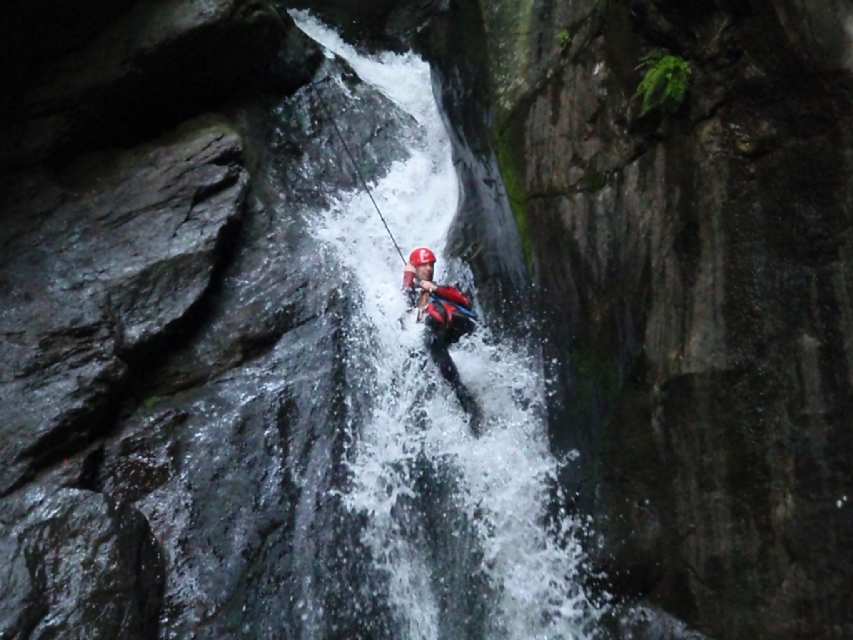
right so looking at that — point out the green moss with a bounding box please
[634,51,692,116]
[143,395,162,410]
[495,124,533,268]
[557,29,572,50]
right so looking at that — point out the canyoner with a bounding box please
[309,30,485,436]
[402,246,483,435]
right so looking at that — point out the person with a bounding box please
[402,247,483,434]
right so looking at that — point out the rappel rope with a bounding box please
[309,77,407,264]
[309,77,477,321]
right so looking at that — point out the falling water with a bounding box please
[290,12,606,639]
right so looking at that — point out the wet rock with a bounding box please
[0,487,163,639]
[268,57,420,207]
[0,3,396,640]
[0,117,248,495]
[45,60,416,638]
[0,0,413,618]
[141,57,416,392]
[137,65,411,639]
[0,0,290,169]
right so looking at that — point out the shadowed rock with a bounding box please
[0,0,289,170]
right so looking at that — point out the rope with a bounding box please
[309,78,407,264]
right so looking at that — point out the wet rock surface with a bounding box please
[0,0,421,631]
[0,488,163,640]
[476,0,853,637]
[99,64,415,639]
[0,117,248,496]
[0,0,290,170]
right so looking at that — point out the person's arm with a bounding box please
[418,280,472,308]
[402,263,417,307]
[402,263,416,290]
[433,285,471,308]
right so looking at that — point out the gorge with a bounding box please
[1,1,852,639]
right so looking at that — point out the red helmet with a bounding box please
[409,247,436,267]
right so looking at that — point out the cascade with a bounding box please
[284,12,606,639]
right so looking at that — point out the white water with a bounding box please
[292,13,606,639]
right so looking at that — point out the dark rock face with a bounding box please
[0,1,329,637]
[0,488,163,640]
[477,0,853,637]
[0,118,248,496]
[0,0,420,632]
[0,0,289,170]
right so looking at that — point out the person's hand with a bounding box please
[404,263,416,274]
[419,280,437,293]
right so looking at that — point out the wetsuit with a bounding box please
[402,273,482,434]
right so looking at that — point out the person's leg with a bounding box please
[454,382,483,436]
[424,319,482,435]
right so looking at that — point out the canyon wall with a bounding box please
[478,1,853,637]
[3,1,852,638]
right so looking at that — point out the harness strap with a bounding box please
[430,294,479,321]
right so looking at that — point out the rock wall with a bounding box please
[0,0,299,170]
[0,0,447,634]
[0,1,332,637]
[478,0,853,637]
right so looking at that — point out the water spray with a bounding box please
[309,77,407,264]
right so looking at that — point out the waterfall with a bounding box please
[287,12,606,639]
